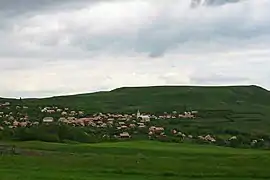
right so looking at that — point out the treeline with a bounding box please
[152,134,270,150]
[0,124,116,143]
[1,122,269,150]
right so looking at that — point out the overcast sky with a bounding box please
[0,0,269,98]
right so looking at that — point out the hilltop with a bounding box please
[9,85,270,113]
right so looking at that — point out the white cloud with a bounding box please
[0,0,270,97]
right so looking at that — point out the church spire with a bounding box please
[136,109,140,119]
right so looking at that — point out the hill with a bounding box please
[1,85,270,145]
[1,141,270,180]
[22,85,270,137]
[13,85,270,113]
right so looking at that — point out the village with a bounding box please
[0,101,264,146]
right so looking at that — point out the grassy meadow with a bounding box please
[1,141,270,180]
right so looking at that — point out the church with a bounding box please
[136,110,150,122]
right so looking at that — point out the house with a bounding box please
[138,123,146,128]
[229,136,237,141]
[58,117,67,122]
[129,124,136,128]
[41,108,47,113]
[19,122,28,127]
[121,125,128,129]
[32,122,39,126]
[251,140,257,145]
[8,116,15,121]
[100,123,107,128]
[172,129,177,134]
[139,115,150,122]
[90,122,96,127]
[43,117,54,123]
[67,117,76,121]
[149,126,164,132]
[78,111,84,115]
[204,135,216,142]
[3,102,10,106]
[4,121,10,125]
[70,111,76,115]
[119,122,125,125]
[61,111,68,116]
[13,121,19,126]
[47,110,55,113]
[120,132,131,138]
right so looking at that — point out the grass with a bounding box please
[2,85,270,136]
[1,141,270,179]
[10,85,270,113]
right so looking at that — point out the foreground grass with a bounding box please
[1,141,270,180]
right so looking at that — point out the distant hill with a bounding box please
[1,85,270,141]
[1,85,270,114]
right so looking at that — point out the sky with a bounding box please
[0,0,270,98]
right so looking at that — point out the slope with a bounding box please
[15,85,270,113]
[1,85,270,142]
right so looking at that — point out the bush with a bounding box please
[38,133,60,142]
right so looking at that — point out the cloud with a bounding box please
[0,0,270,97]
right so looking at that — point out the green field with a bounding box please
[1,141,270,180]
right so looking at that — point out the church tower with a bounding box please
[136,109,141,119]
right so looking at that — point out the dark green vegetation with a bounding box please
[19,85,270,113]
[1,85,270,147]
[1,141,270,180]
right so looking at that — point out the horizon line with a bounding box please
[0,84,268,100]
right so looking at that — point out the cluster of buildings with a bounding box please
[0,102,199,139]
[158,111,197,119]
[2,101,265,147]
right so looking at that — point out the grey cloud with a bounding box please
[0,0,99,15]
[191,74,250,84]
[0,0,242,15]
[0,0,270,97]
[3,0,270,58]
[61,1,270,57]
[2,0,270,58]
[71,24,270,58]
[2,0,269,64]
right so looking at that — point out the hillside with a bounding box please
[1,85,270,144]
[15,85,270,113]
